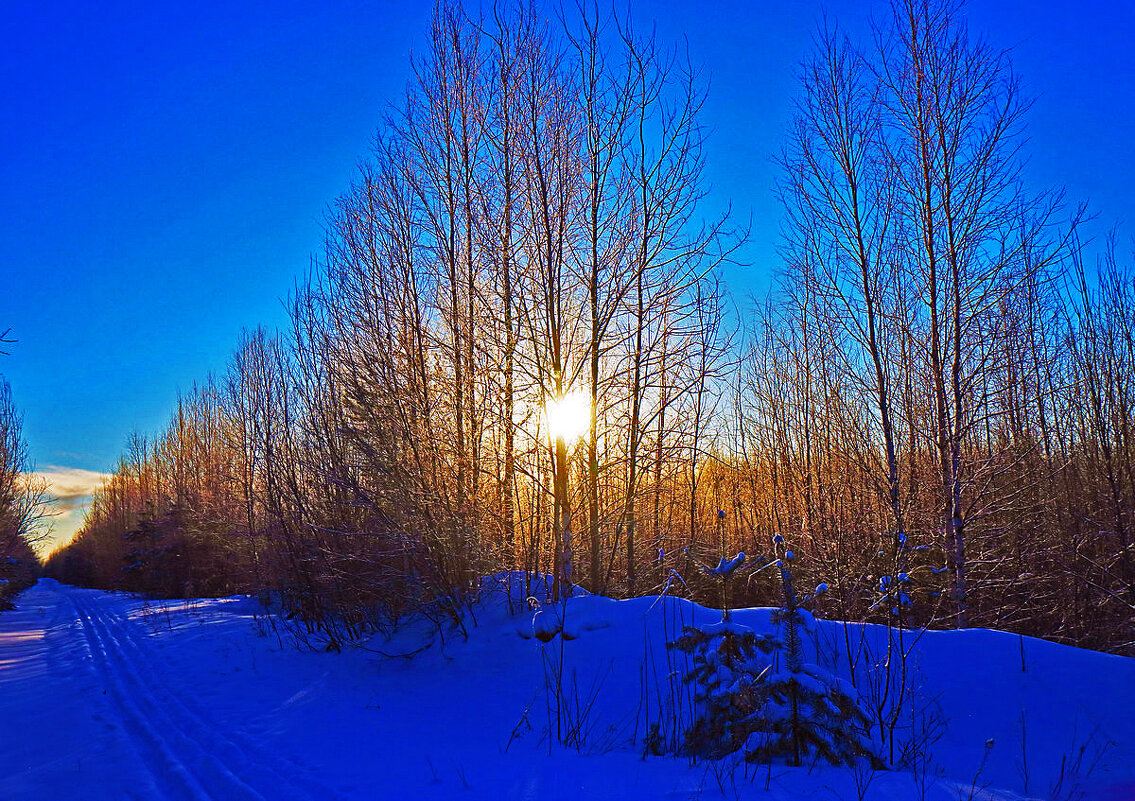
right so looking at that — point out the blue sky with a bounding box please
[1,0,1132,549]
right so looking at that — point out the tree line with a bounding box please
[1,330,46,607]
[45,0,1135,654]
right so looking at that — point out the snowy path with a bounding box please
[70,590,343,801]
[1,580,342,801]
[0,579,158,798]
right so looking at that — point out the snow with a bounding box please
[699,619,756,637]
[0,577,1133,800]
[707,552,747,576]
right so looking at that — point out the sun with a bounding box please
[543,390,591,445]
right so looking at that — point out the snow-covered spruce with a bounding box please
[669,540,882,769]
[743,538,883,769]
[668,618,774,759]
[667,549,766,758]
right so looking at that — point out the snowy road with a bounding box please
[0,580,343,800]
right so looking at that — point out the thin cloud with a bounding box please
[31,466,110,505]
[26,466,112,552]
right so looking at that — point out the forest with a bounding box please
[35,0,1135,657]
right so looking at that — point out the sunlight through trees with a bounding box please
[42,0,1135,656]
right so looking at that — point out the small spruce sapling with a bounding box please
[668,615,773,759]
[668,544,773,759]
[668,535,882,769]
[742,536,884,769]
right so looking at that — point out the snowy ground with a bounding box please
[1,578,1133,800]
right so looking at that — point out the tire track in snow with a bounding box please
[70,591,342,801]
[85,594,346,801]
[70,596,220,801]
